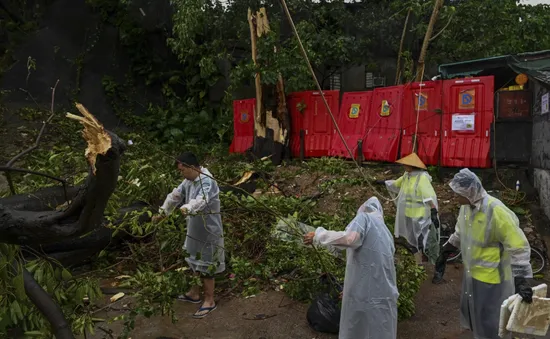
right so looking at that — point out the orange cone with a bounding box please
[395,152,427,170]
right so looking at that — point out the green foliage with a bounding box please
[0,244,103,337]
[304,157,351,175]
[424,0,550,62]
[1,131,429,335]
[395,247,426,320]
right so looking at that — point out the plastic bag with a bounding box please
[306,274,343,334]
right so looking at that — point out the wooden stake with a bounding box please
[415,0,444,82]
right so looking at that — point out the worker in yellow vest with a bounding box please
[376,153,440,265]
[433,168,533,339]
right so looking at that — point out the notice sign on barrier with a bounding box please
[459,89,476,109]
[452,114,475,131]
[349,104,360,118]
[380,100,391,116]
[542,93,549,115]
[240,111,250,123]
[414,93,428,111]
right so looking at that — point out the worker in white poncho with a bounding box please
[432,168,532,339]
[152,152,225,319]
[303,197,398,339]
[375,152,440,265]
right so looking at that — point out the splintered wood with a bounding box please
[66,103,112,175]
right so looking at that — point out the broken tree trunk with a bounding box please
[415,0,444,82]
[248,7,290,165]
[0,103,125,339]
[0,104,125,245]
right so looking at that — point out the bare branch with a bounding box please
[0,166,69,201]
[430,14,454,42]
[5,80,60,194]
[8,80,60,167]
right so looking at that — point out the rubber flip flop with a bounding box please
[192,304,217,319]
[177,295,201,304]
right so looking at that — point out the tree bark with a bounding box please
[20,265,74,339]
[248,7,290,164]
[415,0,444,82]
[0,131,125,245]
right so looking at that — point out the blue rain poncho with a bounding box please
[159,167,225,274]
[448,169,532,339]
[312,197,399,339]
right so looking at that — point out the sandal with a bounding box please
[192,303,217,319]
[177,294,201,304]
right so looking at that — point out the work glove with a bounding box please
[430,208,440,229]
[514,277,533,303]
[432,242,458,284]
[373,179,386,185]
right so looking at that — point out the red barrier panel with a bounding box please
[288,91,340,158]
[329,91,372,159]
[361,85,405,162]
[400,81,442,166]
[441,76,494,168]
[229,99,255,154]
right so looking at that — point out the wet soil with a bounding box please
[87,263,550,339]
[86,265,467,339]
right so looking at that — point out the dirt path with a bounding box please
[88,265,470,339]
[88,264,550,339]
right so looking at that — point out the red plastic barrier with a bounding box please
[288,91,340,158]
[400,81,442,166]
[361,85,405,162]
[441,76,494,168]
[329,91,372,159]
[229,99,255,154]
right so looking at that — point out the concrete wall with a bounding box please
[531,79,550,219]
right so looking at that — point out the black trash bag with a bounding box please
[306,274,343,334]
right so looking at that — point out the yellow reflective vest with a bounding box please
[392,173,437,219]
[459,197,530,284]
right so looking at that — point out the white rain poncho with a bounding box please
[159,167,225,274]
[385,171,439,253]
[448,169,532,339]
[313,197,398,339]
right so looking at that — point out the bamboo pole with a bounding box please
[415,0,444,82]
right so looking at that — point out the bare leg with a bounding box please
[186,273,201,300]
[193,277,216,318]
[202,277,215,307]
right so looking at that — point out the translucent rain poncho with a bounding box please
[313,197,399,339]
[160,167,225,274]
[385,171,439,259]
[448,169,532,339]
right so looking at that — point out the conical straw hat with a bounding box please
[395,152,426,170]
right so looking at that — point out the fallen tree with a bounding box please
[0,104,126,245]
[0,103,126,339]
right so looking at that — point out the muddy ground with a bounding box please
[85,264,550,339]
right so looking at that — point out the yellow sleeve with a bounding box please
[494,206,528,249]
[417,175,437,204]
[393,175,404,189]
[493,205,531,276]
